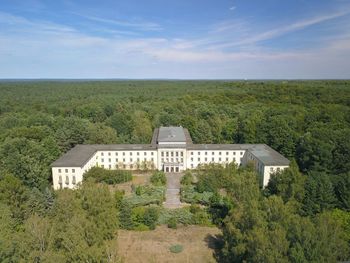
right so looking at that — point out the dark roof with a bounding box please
[157,127,186,143]
[247,145,290,166]
[183,128,193,144]
[188,144,252,150]
[51,145,96,168]
[51,144,156,167]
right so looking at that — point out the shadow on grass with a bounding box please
[204,233,225,262]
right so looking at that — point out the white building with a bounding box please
[51,126,289,190]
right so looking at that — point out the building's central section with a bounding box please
[156,127,187,172]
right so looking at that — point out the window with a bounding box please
[171,158,174,162]
[116,158,118,162]
[130,158,133,162]
[130,164,133,169]
[198,152,201,155]
[198,158,200,161]
[123,165,126,169]
[191,164,194,168]
[191,157,193,161]
[144,152,147,156]
[226,158,229,161]
[151,152,154,156]
[181,152,183,156]
[65,169,68,173]
[137,152,140,156]
[72,169,75,173]
[212,152,214,155]
[101,152,104,156]
[219,152,222,155]
[123,158,125,162]
[191,152,193,155]
[58,175,62,183]
[277,168,281,172]
[161,158,164,162]
[123,152,125,156]
[240,152,243,156]
[166,152,169,157]
[102,158,104,162]
[233,152,236,155]
[115,152,118,156]
[205,152,208,155]
[270,167,273,172]
[240,158,243,162]
[137,158,140,162]
[108,152,111,156]
[144,158,146,161]
[130,152,133,156]
[108,158,111,162]
[171,152,174,157]
[65,176,69,185]
[72,176,76,185]
[205,157,207,161]
[226,152,229,155]
[176,152,178,157]
[219,158,221,161]
[212,157,214,161]
[58,169,61,173]
[109,164,111,169]
[161,152,164,157]
[181,158,183,162]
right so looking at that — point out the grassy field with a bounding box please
[117,225,223,263]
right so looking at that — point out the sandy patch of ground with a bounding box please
[117,225,223,263]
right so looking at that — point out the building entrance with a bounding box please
[163,164,181,173]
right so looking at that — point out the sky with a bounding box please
[0,0,350,79]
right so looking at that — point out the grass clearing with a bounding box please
[117,225,222,263]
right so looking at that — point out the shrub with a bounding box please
[180,185,213,205]
[150,171,166,186]
[119,200,134,230]
[169,244,183,253]
[126,186,166,207]
[181,171,193,185]
[143,207,159,230]
[167,217,177,229]
[158,207,194,225]
[84,167,132,184]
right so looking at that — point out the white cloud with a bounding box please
[72,13,162,31]
[229,6,236,11]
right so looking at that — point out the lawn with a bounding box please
[117,225,222,263]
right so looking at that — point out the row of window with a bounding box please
[58,168,75,173]
[58,175,76,185]
[101,158,154,163]
[270,167,281,173]
[190,151,243,156]
[100,151,154,157]
[190,157,242,163]
[161,151,184,157]
[161,158,184,163]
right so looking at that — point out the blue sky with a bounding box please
[0,0,350,79]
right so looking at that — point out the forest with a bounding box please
[0,80,349,262]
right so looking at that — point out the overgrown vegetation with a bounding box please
[84,166,132,184]
[0,80,349,262]
[150,171,166,186]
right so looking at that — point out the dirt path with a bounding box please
[164,173,183,208]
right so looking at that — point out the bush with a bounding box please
[180,185,214,205]
[180,171,193,185]
[143,207,159,230]
[150,171,166,186]
[158,207,194,225]
[167,217,177,229]
[169,244,183,253]
[84,167,132,184]
[119,200,134,230]
[126,185,166,207]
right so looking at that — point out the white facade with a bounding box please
[51,127,290,190]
